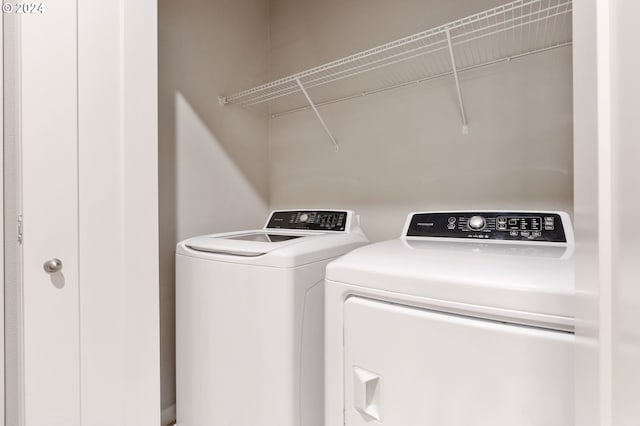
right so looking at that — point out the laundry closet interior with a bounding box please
[158,0,574,421]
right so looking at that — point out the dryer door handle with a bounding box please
[353,366,382,421]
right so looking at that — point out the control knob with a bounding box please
[299,213,310,223]
[467,215,486,231]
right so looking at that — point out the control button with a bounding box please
[510,230,519,237]
[545,225,554,231]
[497,223,507,230]
[497,217,507,225]
[467,216,486,231]
[521,231,530,238]
[448,217,456,224]
[508,219,519,226]
[532,231,542,238]
[299,213,309,223]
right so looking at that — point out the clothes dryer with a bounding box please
[176,209,368,426]
[325,211,574,426]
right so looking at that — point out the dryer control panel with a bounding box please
[266,210,348,231]
[406,212,567,243]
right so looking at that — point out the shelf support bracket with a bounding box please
[445,28,469,135]
[295,77,339,152]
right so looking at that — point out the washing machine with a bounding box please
[325,211,574,426]
[176,209,368,426]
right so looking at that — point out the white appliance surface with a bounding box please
[176,209,368,426]
[326,210,575,426]
[327,237,574,330]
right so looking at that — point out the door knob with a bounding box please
[43,258,63,273]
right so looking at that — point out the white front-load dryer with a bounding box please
[176,210,368,426]
[325,211,574,426]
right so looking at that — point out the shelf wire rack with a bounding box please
[222,0,571,113]
[220,0,572,148]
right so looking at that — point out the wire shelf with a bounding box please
[221,0,572,118]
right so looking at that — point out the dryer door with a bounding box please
[343,297,574,426]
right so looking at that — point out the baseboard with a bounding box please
[161,403,176,426]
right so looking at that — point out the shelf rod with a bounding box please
[271,42,571,118]
[294,77,339,152]
[445,28,469,135]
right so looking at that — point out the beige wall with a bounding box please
[268,0,574,241]
[158,0,270,419]
[159,0,574,419]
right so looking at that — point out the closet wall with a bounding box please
[158,0,270,418]
[268,0,574,241]
[159,0,575,418]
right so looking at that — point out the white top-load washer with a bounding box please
[325,211,574,426]
[176,209,368,426]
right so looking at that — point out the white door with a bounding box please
[343,297,574,426]
[4,1,159,425]
[18,1,81,424]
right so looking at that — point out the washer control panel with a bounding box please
[406,212,567,243]
[266,210,348,231]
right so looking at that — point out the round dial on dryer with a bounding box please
[299,213,310,223]
[467,215,487,231]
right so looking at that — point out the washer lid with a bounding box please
[176,209,369,267]
[178,230,369,268]
[326,238,574,330]
[184,230,320,257]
